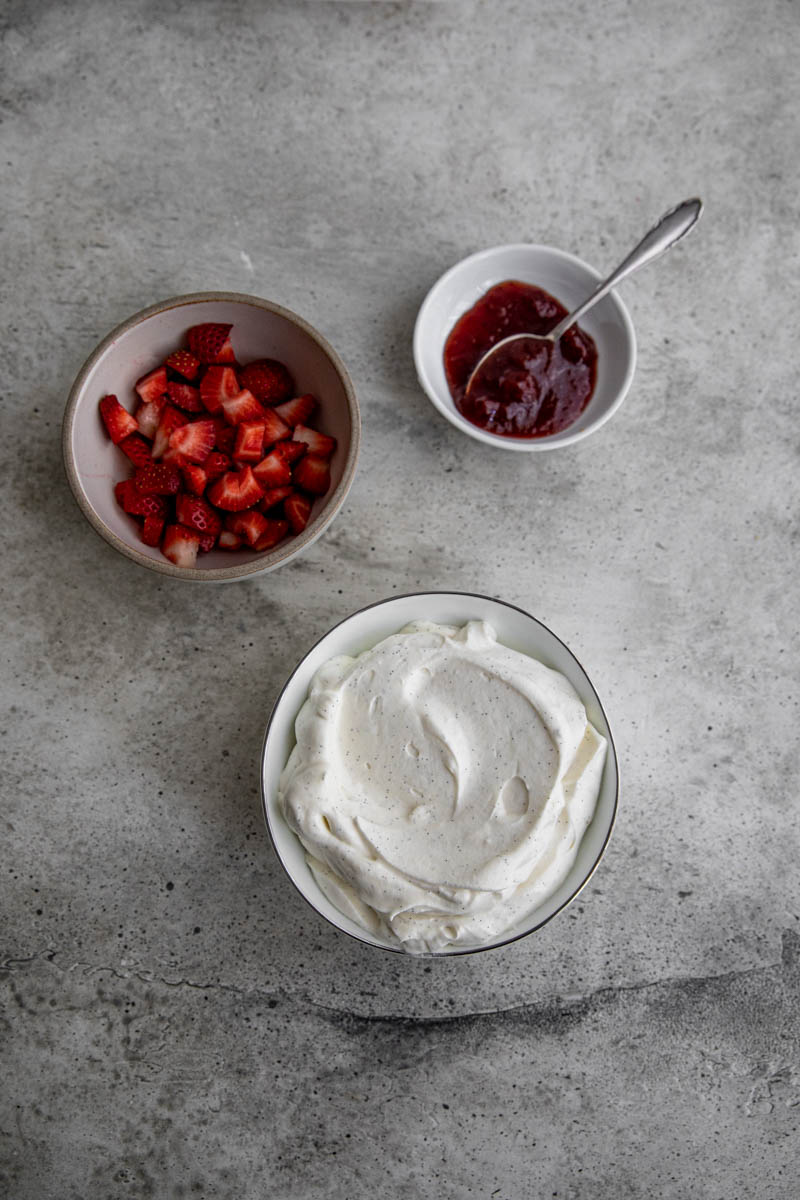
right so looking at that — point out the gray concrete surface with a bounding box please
[1,0,798,1196]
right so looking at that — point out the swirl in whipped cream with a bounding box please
[279,620,606,953]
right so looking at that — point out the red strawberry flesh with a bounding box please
[293,454,331,496]
[239,359,294,405]
[118,433,154,467]
[135,367,168,405]
[99,395,138,444]
[199,365,240,413]
[162,524,200,568]
[187,323,234,364]
[206,466,264,512]
[252,450,291,490]
[168,418,216,464]
[165,350,200,381]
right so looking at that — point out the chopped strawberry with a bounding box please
[197,531,218,553]
[233,421,267,464]
[161,447,190,469]
[218,530,243,550]
[274,393,316,428]
[136,400,162,439]
[165,349,200,381]
[239,359,294,405]
[187,323,234,364]
[253,450,291,490]
[166,381,203,412]
[168,418,216,465]
[204,451,230,481]
[135,367,168,405]
[118,433,154,467]
[175,494,222,539]
[134,463,182,495]
[162,524,200,568]
[226,510,269,548]
[212,421,236,455]
[259,485,293,512]
[262,408,291,447]
[182,465,208,496]
[114,479,168,518]
[152,405,188,459]
[293,454,331,496]
[292,424,337,458]
[285,492,312,534]
[221,388,266,426]
[275,439,307,466]
[140,515,165,546]
[199,365,240,413]
[253,519,289,552]
[99,395,138,444]
[206,466,264,511]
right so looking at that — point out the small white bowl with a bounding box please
[413,244,636,450]
[63,292,360,581]
[261,591,619,956]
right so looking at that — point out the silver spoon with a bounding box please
[464,197,703,399]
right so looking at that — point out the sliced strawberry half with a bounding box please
[134,463,182,495]
[166,381,203,412]
[168,418,216,465]
[221,388,266,426]
[165,349,200,381]
[99,395,138,444]
[293,454,331,496]
[136,400,162,439]
[218,530,243,550]
[114,479,168,518]
[199,365,240,413]
[175,493,222,539]
[285,492,312,535]
[204,451,230,481]
[206,466,264,512]
[182,465,208,496]
[118,433,154,467]
[162,524,200,568]
[262,408,291,448]
[233,421,267,464]
[253,450,291,490]
[275,439,307,466]
[292,424,337,458]
[152,405,188,459]
[253,519,289,552]
[259,485,293,512]
[226,510,269,548]
[274,393,316,428]
[239,359,294,405]
[140,515,165,547]
[135,367,168,405]
[212,422,236,455]
[187,323,234,364]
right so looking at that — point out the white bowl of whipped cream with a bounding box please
[261,592,618,956]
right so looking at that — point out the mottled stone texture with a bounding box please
[1,0,798,1196]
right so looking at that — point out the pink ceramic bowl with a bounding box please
[62,292,360,581]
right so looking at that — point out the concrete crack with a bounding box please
[2,931,797,1027]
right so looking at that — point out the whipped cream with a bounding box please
[279,620,607,953]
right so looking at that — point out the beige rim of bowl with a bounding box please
[62,291,360,582]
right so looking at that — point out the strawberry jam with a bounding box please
[444,280,598,438]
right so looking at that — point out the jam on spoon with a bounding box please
[444,280,597,438]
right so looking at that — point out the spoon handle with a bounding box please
[549,197,703,341]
